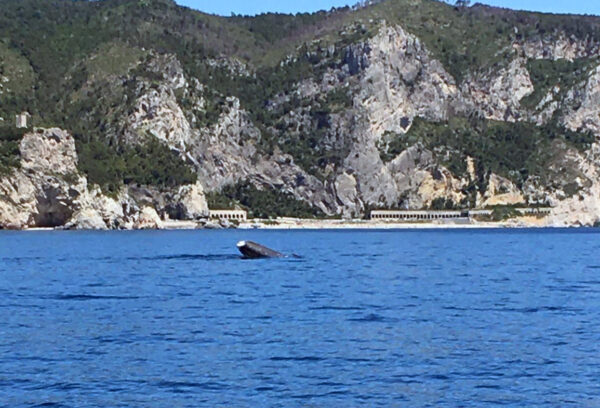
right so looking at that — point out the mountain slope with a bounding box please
[1,0,600,227]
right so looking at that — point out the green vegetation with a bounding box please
[75,136,197,194]
[0,126,25,175]
[322,87,354,113]
[205,190,240,212]
[355,0,600,83]
[0,42,36,122]
[563,182,581,197]
[1,0,600,211]
[231,12,331,45]
[430,197,458,210]
[522,58,599,109]
[259,86,354,180]
[378,116,595,189]
[490,205,520,221]
[82,42,146,80]
[207,181,325,219]
[0,141,19,175]
[275,103,351,180]
[2,0,600,120]
[186,29,362,137]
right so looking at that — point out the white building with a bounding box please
[371,208,552,221]
[209,209,247,221]
[370,210,465,221]
[516,207,551,215]
[468,208,551,217]
[16,112,30,129]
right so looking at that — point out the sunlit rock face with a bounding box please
[0,128,211,230]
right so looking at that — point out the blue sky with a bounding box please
[175,0,600,16]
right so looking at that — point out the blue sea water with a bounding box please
[1,229,600,407]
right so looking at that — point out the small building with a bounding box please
[468,209,493,217]
[16,112,31,129]
[469,208,551,217]
[209,209,247,222]
[371,207,552,222]
[515,207,552,216]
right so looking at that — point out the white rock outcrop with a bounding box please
[0,128,86,228]
[462,58,534,122]
[546,144,600,226]
[548,182,600,227]
[480,174,525,207]
[359,23,458,139]
[563,65,600,137]
[0,128,210,230]
[173,181,209,220]
[135,206,163,230]
[342,24,465,210]
[333,172,363,218]
[66,208,108,230]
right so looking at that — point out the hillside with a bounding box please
[1,0,600,228]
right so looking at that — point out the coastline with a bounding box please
[236,216,553,230]
[5,215,574,231]
[238,219,505,230]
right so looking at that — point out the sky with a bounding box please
[174,0,600,17]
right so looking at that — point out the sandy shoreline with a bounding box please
[237,220,507,230]
[236,215,555,230]
[11,216,556,231]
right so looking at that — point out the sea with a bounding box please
[1,229,600,407]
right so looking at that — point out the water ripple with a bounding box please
[1,229,600,407]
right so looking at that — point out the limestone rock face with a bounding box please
[0,128,211,230]
[340,25,465,211]
[530,86,561,126]
[548,182,600,227]
[385,146,432,208]
[416,168,466,209]
[123,55,191,149]
[333,172,362,218]
[546,144,600,227]
[66,208,108,230]
[462,58,534,122]
[0,128,87,229]
[359,24,458,139]
[124,57,342,215]
[20,129,79,175]
[0,194,28,229]
[186,98,334,216]
[0,172,41,229]
[190,96,261,191]
[107,24,543,218]
[135,206,163,230]
[520,33,600,61]
[172,181,209,220]
[344,144,398,207]
[480,174,526,207]
[563,65,600,136]
[126,85,192,150]
[6,23,600,226]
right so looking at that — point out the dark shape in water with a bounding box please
[237,241,284,259]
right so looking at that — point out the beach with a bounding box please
[236,216,548,230]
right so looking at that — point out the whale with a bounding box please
[237,241,285,259]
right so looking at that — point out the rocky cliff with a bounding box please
[1,0,600,227]
[0,128,208,229]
